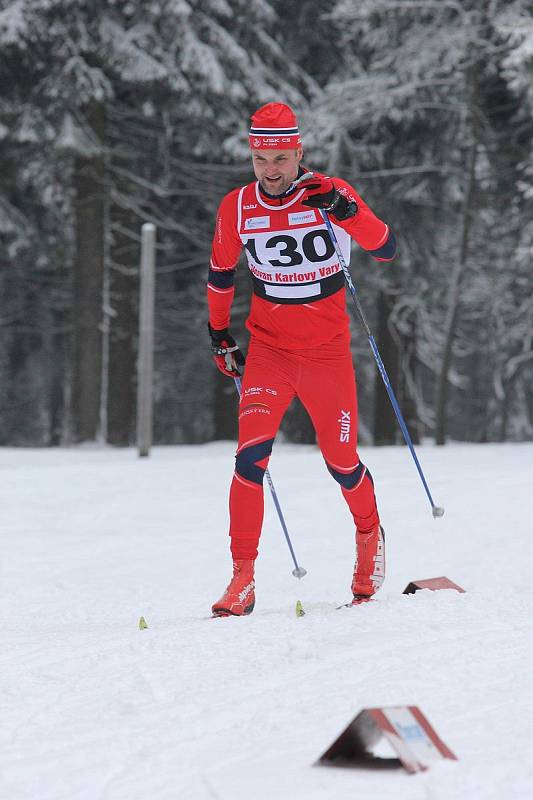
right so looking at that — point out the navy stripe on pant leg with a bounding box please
[235,438,275,485]
[326,461,373,490]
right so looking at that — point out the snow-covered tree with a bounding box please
[0,0,315,444]
[320,0,533,444]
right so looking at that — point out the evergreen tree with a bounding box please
[323,0,533,444]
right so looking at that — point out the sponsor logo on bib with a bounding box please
[288,210,317,226]
[245,216,270,230]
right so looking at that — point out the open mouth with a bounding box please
[264,176,283,188]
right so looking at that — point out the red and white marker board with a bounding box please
[318,705,457,774]
[403,576,466,594]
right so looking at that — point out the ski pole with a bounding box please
[308,195,444,518]
[233,376,307,578]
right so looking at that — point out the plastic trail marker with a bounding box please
[295,600,306,617]
[317,705,457,774]
[403,576,466,595]
[139,616,148,630]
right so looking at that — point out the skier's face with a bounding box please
[252,148,303,195]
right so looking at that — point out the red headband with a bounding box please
[249,102,302,150]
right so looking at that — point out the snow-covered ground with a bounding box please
[2,441,533,799]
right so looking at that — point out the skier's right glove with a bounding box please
[208,324,246,377]
[300,174,358,221]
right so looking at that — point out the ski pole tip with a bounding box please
[432,506,445,518]
[292,566,307,579]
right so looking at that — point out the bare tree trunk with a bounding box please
[71,102,105,442]
[49,308,67,446]
[434,139,478,445]
[6,329,33,444]
[400,312,420,444]
[500,354,533,441]
[500,384,511,442]
[106,170,139,446]
[373,290,399,445]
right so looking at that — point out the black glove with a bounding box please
[301,174,358,221]
[208,324,245,377]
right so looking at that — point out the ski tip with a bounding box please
[139,616,148,630]
[295,600,305,617]
[336,596,375,609]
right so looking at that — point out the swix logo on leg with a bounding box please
[338,410,351,443]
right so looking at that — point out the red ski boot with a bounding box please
[351,524,385,603]
[212,559,256,617]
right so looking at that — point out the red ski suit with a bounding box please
[208,173,396,561]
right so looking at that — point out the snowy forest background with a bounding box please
[1,0,532,448]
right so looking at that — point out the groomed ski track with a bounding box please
[2,442,532,799]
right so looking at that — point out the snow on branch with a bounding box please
[99,17,169,85]
[0,0,28,46]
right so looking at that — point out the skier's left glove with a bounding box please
[301,175,358,221]
[208,324,246,377]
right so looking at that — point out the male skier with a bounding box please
[207,102,397,616]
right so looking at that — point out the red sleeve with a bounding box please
[332,178,396,260]
[207,188,243,331]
